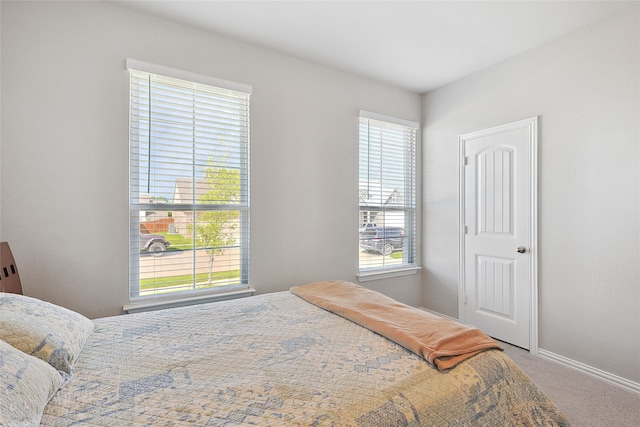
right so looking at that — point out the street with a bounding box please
[139,247,402,279]
[139,248,240,280]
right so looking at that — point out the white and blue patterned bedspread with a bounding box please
[41,291,569,426]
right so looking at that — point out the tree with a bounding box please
[189,159,240,284]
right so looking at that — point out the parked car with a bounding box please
[140,233,170,256]
[359,226,405,255]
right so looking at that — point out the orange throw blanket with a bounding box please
[290,281,502,370]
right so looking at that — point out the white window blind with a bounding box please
[128,60,250,300]
[359,111,418,272]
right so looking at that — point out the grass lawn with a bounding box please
[158,233,194,251]
[140,270,240,291]
[141,233,240,292]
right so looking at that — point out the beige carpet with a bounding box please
[501,342,640,426]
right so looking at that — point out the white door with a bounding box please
[459,117,537,350]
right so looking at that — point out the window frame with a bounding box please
[126,59,252,311]
[357,111,420,281]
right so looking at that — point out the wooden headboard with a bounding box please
[0,242,23,294]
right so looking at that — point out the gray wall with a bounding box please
[0,1,422,318]
[422,8,639,382]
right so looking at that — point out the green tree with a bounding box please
[190,159,240,284]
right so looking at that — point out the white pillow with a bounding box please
[0,339,64,427]
[0,292,94,381]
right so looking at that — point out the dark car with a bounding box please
[140,233,170,256]
[359,226,405,255]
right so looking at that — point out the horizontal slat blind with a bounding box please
[129,64,250,299]
[359,113,417,271]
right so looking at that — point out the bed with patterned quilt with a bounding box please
[0,281,570,426]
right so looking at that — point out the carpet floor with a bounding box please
[501,342,640,426]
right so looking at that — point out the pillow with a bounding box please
[0,339,64,426]
[0,292,94,381]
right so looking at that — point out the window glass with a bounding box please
[129,63,250,300]
[359,112,417,271]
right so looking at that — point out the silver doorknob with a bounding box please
[516,246,527,254]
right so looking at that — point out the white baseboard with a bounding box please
[418,307,639,395]
[537,349,639,395]
[418,307,458,321]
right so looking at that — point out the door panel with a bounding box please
[477,148,513,235]
[476,255,514,319]
[460,118,537,350]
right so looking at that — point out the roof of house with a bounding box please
[172,177,211,204]
[359,181,404,208]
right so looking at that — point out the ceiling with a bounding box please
[113,1,638,93]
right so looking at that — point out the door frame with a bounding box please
[458,117,539,355]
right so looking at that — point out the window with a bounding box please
[358,111,418,274]
[128,59,251,303]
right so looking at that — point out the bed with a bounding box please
[1,281,570,426]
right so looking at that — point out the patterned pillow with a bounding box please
[0,293,94,381]
[0,339,64,426]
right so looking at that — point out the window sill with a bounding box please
[123,287,256,314]
[356,266,422,282]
